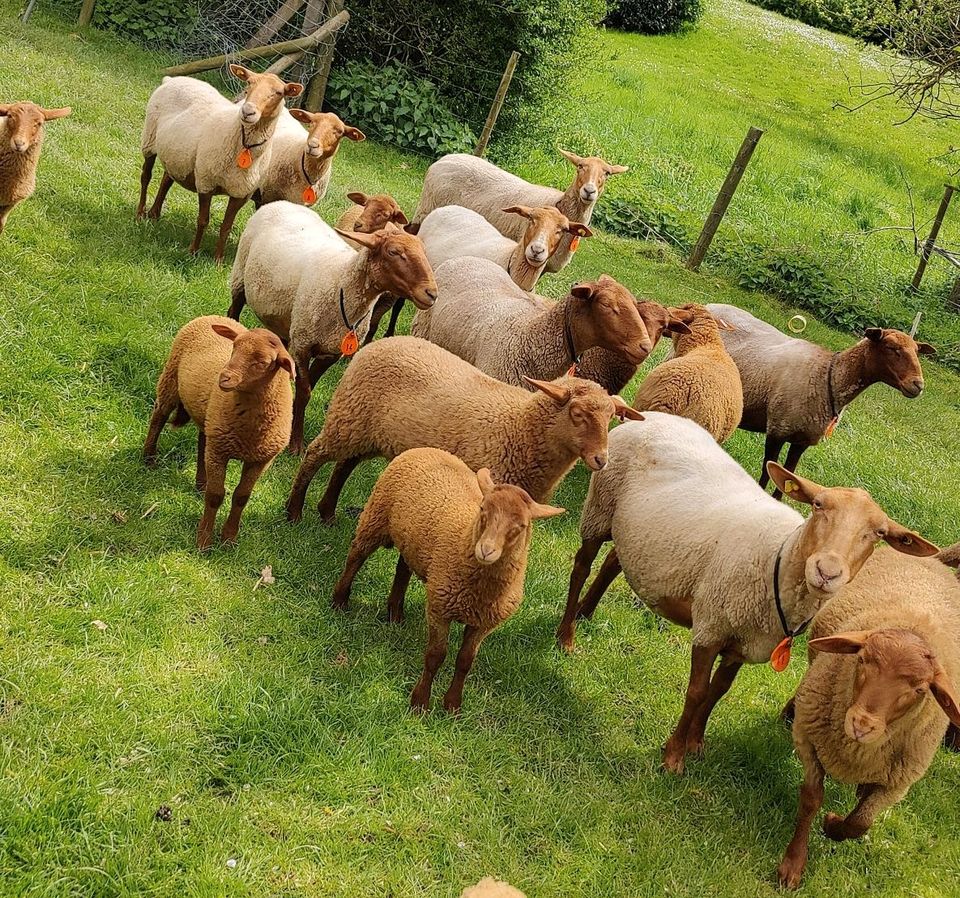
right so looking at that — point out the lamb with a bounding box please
[555,413,938,774]
[707,303,935,496]
[415,204,592,291]
[631,303,743,443]
[331,448,564,712]
[0,102,71,234]
[574,300,693,394]
[410,261,652,387]
[412,150,627,272]
[253,109,364,207]
[137,65,303,263]
[142,315,294,550]
[228,201,438,453]
[776,547,960,889]
[285,335,643,525]
[460,880,526,898]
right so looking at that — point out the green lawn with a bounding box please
[1,2,959,897]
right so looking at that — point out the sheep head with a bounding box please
[558,148,628,204]
[502,205,591,268]
[0,102,71,153]
[230,64,303,125]
[290,110,364,159]
[862,327,936,399]
[766,462,939,598]
[472,468,563,564]
[810,628,960,743]
[346,191,408,232]
[212,323,295,391]
[569,275,653,366]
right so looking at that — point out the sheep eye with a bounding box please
[812,499,823,510]
[875,529,886,539]
[916,686,926,695]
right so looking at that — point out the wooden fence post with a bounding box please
[474,51,520,157]
[910,183,955,292]
[77,0,96,27]
[687,125,764,271]
[304,0,344,111]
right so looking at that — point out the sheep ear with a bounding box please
[567,222,592,237]
[665,317,692,335]
[558,148,584,166]
[0,105,9,117]
[502,205,533,219]
[882,521,940,557]
[612,396,644,422]
[765,463,822,504]
[476,468,495,497]
[530,501,565,520]
[336,227,380,249]
[346,191,368,206]
[605,162,629,175]
[343,126,365,141]
[289,108,313,125]
[276,350,296,380]
[570,283,594,301]
[403,221,420,235]
[42,106,72,121]
[284,81,304,97]
[229,64,252,81]
[809,631,873,655]
[392,209,410,226]
[522,376,570,405]
[864,327,884,342]
[211,323,241,341]
[916,341,936,356]
[930,665,960,726]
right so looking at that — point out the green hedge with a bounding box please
[748,0,921,44]
[605,0,705,34]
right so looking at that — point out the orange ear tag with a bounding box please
[302,186,317,205]
[824,416,838,438]
[570,236,581,252]
[236,148,253,169]
[770,637,793,672]
[340,330,359,357]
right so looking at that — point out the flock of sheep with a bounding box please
[4,61,960,893]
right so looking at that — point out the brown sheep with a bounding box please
[143,316,294,550]
[331,448,563,712]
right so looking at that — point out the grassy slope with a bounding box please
[1,3,958,897]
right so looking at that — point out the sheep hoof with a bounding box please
[685,735,704,756]
[661,748,686,776]
[556,629,576,654]
[822,813,845,841]
[776,860,804,891]
[144,454,157,469]
[409,697,429,715]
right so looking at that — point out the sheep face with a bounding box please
[809,628,960,743]
[766,463,940,598]
[472,468,564,564]
[862,328,936,399]
[0,102,71,153]
[502,205,591,267]
[230,65,303,126]
[636,301,692,346]
[559,148,628,204]
[571,275,653,366]
[346,192,408,232]
[211,323,295,391]
[334,224,438,310]
[290,110,364,159]
[521,377,644,472]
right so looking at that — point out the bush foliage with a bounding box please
[748,0,923,44]
[605,0,705,34]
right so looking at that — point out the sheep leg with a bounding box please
[290,356,313,456]
[220,459,268,545]
[410,618,452,713]
[945,723,960,752]
[143,368,181,466]
[383,298,406,339]
[331,524,386,610]
[443,624,489,714]
[577,547,623,619]
[823,783,908,842]
[196,455,227,551]
[147,171,173,220]
[136,154,156,219]
[286,437,334,522]
[662,643,720,775]
[0,205,12,234]
[781,695,797,726]
[227,283,246,321]
[758,435,785,489]
[772,443,808,501]
[386,557,412,623]
[684,658,743,755]
[556,535,607,652]
[213,195,247,265]
[188,192,213,256]
[316,457,363,525]
[776,736,825,890]
[362,295,395,346]
[308,354,337,388]
[195,431,207,491]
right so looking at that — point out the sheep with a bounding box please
[412,150,627,272]
[0,101,71,234]
[707,303,936,497]
[460,879,527,898]
[228,201,438,454]
[776,547,960,889]
[137,65,303,263]
[555,413,939,774]
[331,447,564,712]
[285,335,643,525]
[334,191,411,345]
[410,261,652,387]
[142,315,294,550]
[573,300,693,394]
[416,204,592,291]
[631,303,743,443]
[252,109,365,207]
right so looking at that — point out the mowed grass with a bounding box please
[1,3,960,897]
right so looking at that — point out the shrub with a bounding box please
[326,62,476,158]
[591,188,690,249]
[749,0,924,45]
[605,0,705,34]
[44,0,197,46]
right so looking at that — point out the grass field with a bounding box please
[1,2,959,896]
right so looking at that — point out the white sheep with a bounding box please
[776,548,960,889]
[229,201,437,453]
[137,65,303,262]
[410,259,652,386]
[556,413,939,774]
[415,204,591,291]
[253,108,364,207]
[412,150,627,272]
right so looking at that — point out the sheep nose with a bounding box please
[912,378,924,395]
[581,184,598,200]
[425,288,438,301]
[219,373,237,390]
[241,104,258,121]
[13,138,27,152]
[475,543,501,563]
[590,453,608,471]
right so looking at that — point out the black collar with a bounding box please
[240,124,267,151]
[300,151,317,188]
[773,528,813,639]
[826,352,840,419]
[563,299,580,373]
[339,288,369,332]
